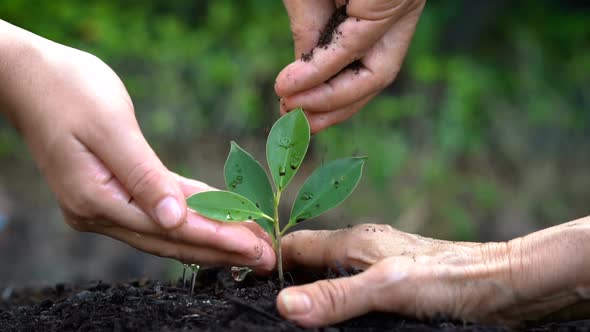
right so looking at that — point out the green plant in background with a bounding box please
[186,108,366,285]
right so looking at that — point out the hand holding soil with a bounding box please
[0,20,275,272]
[277,220,590,327]
[276,0,425,132]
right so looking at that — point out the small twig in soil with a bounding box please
[223,293,281,322]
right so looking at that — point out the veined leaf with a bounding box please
[266,107,310,191]
[289,157,367,224]
[187,191,272,223]
[224,141,275,234]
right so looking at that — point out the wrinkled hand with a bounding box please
[276,224,542,327]
[276,0,425,132]
[0,22,275,271]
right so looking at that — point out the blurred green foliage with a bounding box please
[1,1,588,240]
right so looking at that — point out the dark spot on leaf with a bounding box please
[278,166,286,176]
[301,192,313,200]
[255,203,260,208]
[230,175,244,189]
[295,217,307,223]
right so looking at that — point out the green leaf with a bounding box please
[224,141,275,234]
[266,107,310,191]
[187,191,272,223]
[289,157,367,224]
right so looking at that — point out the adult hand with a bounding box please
[277,221,590,327]
[276,0,425,133]
[0,21,275,271]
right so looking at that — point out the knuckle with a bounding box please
[316,280,349,317]
[60,187,97,222]
[125,161,162,199]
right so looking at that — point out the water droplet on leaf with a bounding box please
[295,213,311,223]
[301,192,313,200]
[226,213,233,221]
[231,266,252,282]
[278,137,292,149]
[278,166,286,176]
[230,175,244,188]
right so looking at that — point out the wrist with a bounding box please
[471,217,590,323]
[0,20,55,128]
[507,219,590,316]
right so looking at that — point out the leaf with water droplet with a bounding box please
[231,266,252,282]
[301,192,313,200]
[266,107,310,191]
[224,142,275,234]
[289,157,367,224]
[187,191,272,223]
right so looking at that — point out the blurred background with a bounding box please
[0,1,588,286]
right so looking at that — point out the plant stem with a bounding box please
[279,223,294,238]
[274,190,284,287]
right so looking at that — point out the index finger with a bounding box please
[281,228,371,271]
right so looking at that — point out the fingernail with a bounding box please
[281,290,312,315]
[155,196,182,228]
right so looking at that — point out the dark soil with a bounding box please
[299,4,362,77]
[301,4,348,62]
[1,268,589,332]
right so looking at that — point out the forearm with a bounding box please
[502,215,590,321]
[0,20,54,128]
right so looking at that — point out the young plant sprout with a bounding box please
[189,264,200,295]
[187,108,366,285]
[181,263,188,289]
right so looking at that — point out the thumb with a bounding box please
[277,272,374,327]
[83,118,186,229]
[282,0,335,58]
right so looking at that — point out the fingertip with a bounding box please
[277,275,373,327]
[274,67,291,97]
[277,287,314,322]
[251,238,276,274]
[240,221,273,247]
[154,195,185,229]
